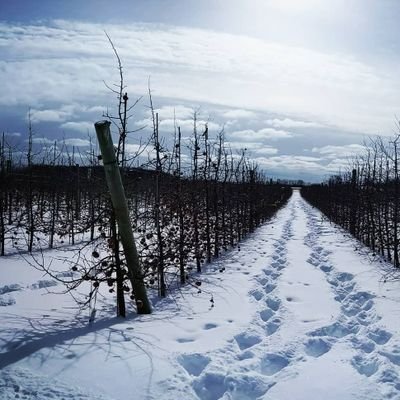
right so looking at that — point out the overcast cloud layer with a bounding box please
[1,0,400,181]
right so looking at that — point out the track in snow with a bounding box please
[302,198,400,392]
[1,189,400,400]
[171,189,400,400]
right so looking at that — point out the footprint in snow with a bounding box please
[336,272,354,282]
[351,354,379,377]
[258,276,269,286]
[193,371,272,400]
[351,337,376,354]
[342,281,356,292]
[224,373,273,398]
[263,268,277,277]
[265,319,281,336]
[176,338,195,343]
[178,353,211,376]
[304,338,332,357]
[327,277,340,288]
[306,257,319,267]
[260,353,290,376]
[237,350,254,361]
[266,297,281,311]
[340,294,375,316]
[260,309,274,322]
[30,280,58,290]
[193,372,226,400]
[0,284,23,295]
[362,299,374,311]
[203,323,218,330]
[341,302,363,317]
[234,332,262,350]
[368,328,392,345]
[250,289,264,301]
[379,346,400,366]
[0,295,16,306]
[271,261,285,270]
[334,292,348,303]
[346,291,375,307]
[378,368,400,392]
[264,284,276,294]
[309,321,358,338]
[357,311,375,326]
[320,264,333,273]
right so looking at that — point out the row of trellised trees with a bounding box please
[0,115,292,316]
[302,134,400,270]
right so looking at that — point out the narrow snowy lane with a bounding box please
[1,189,400,400]
[169,189,400,400]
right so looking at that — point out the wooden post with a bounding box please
[94,120,152,314]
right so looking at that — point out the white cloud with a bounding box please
[28,136,91,148]
[230,127,293,141]
[0,20,398,136]
[60,121,94,134]
[63,138,90,147]
[254,152,359,178]
[254,147,279,155]
[30,107,72,123]
[31,137,55,145]
[135,114,220,135]
[125,143,143,154]
[326,158,355,173]
[222,109,257,119]
[84,105,106,113]
[225,141,263,150]
[312,144,365,159]
[255,155,324,175]
[225,141,278,155]
[4,132,21,137]
[265,118,324,129]
[155,105,195,121]
[160,118,220,133]
[28,104,105,124]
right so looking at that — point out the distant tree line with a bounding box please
[0,34,292,317]
[0,114,292,316]
[302,134,400,270]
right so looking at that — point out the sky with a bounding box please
[1,0,400,181]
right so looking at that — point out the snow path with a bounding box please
[1,189,400,399]
[165,190,400,400]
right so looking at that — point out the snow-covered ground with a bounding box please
[1,189,400,400]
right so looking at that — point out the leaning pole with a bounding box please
[94,120,152,314]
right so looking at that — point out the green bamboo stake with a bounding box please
[94,120,152,314]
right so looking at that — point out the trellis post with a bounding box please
[94,120,152,314]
